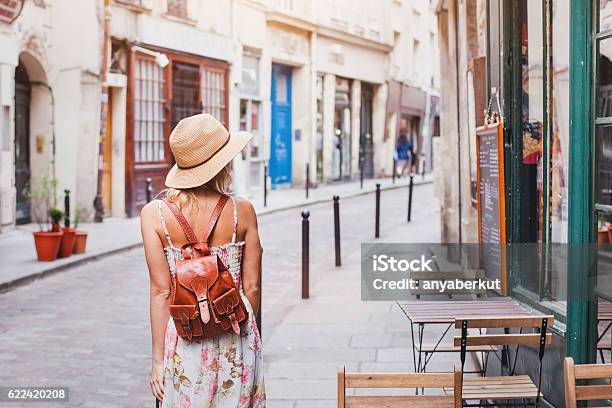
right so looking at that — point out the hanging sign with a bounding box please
[476,120,507,295]
[0,0,24,25]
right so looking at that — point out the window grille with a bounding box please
[134,57,166,162]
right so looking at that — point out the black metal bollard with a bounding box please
[146,177,153,203]
[301,211,310,299]
[263,165,268,207]
[305,163,310,199]
[333,196,341,267]
[375,183,381,238]
[407,174,414,222]
[392,159,397,184]
[360,164,364,189]
[64,189,70,228]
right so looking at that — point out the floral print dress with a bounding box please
[157,198,266,408]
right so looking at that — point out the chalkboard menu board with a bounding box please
[476,122,507,294]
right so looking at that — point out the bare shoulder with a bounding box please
[140,200,159,231]
[140,200,159,221]
[233,196,258,226]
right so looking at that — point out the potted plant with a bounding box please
[50,207,63,232]
[24,175,64,262]
[72,207,88,254]
[59,211,76,258]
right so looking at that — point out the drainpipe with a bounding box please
[454,0,463,244]
[94,0,110,222]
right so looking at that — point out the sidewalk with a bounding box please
[0,174,431,293]
[261,183,472,407]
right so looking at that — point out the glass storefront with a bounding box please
[333,77,351,181]
[240,54,264,191]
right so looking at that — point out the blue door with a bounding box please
[270,64,292,187]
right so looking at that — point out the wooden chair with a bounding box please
[445,315,554,407]
[338,367,462,408]
[564,357,612,408]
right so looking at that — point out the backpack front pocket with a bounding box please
[169,304,204,340]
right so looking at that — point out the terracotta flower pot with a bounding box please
[51,223,61,232]
[33,231,63,262]
[58,227,77,258]
[73,230,88,254]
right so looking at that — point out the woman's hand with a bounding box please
[150,360,165,401]
[141,202,172,403]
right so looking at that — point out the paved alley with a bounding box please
[0,183,456,408]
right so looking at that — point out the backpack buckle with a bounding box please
[191,277,211,324]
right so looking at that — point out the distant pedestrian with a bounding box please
[396,132,413,177]
[141,114,265,407]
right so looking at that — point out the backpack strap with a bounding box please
[201,195,229,244]
[161,198,198,244]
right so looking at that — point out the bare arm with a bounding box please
[140,202,171,400]
[239,199,263,316]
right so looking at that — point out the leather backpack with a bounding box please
[161,196,248,341]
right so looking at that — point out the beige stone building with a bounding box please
[232,0,440,197]
[0,0,440,228]
[0,0,102,230]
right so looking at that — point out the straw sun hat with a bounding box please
[165,113,252,189]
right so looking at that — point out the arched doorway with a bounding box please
[14,62,31,224]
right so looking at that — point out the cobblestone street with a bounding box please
[0,183,446,407]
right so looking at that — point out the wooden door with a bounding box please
[270,64,292,187]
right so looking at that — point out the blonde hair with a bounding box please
[164,165,232,210]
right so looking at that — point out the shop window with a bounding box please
[241,55,260,97]
[201,67,227,126]
[508,0,571,311]
[595,1,612,297]
[550,0,570,244]
[172,62,200,129]
[167,0,187,19]
[239,54,263,190]
[134,57,166,163]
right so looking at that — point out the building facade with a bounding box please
[434,0,608,406]
[0,0,102,230]
[232,0,440,195]
[0,0,440,229]
[106,0,236,217]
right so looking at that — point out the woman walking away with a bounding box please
[141,114,265,407]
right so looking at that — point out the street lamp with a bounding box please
[131,46,169,68]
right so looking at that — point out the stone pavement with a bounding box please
[262,183,467,407]
[0,174,430,293]
[0,182,469,408]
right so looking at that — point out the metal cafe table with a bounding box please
[597,299,612,362]
[396,298,529,373]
